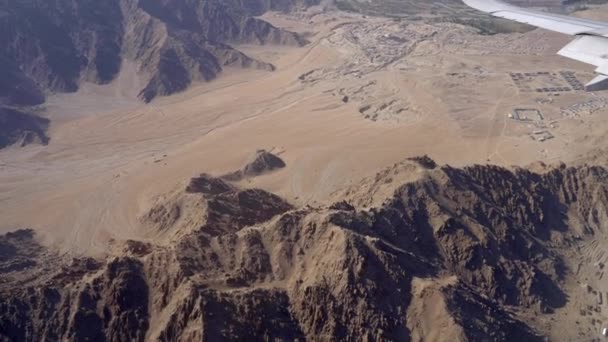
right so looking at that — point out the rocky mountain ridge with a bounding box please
[2,158,607,340]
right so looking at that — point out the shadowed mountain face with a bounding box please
[0,0,313,105]
[1,160,607,340]
[0,107,49,149]
[0,0,124,93]
[0,56,45,107]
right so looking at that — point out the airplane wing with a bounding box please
[463,0,608,90]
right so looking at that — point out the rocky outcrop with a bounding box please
[222,149,286,181]
[4,159,607,340]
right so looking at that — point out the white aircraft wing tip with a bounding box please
[462,0,515,13]
[462,0,608,91]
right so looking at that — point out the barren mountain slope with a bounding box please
[0,0,313,105]
[0,0,316,149]
[2,159,607,341]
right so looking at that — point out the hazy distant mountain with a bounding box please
[0,0,314,105]
[0,0,316,148]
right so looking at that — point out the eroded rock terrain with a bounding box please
[2,158,607,340]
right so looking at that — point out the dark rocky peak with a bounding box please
[222,149,286,181]
[186,173,236,195]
